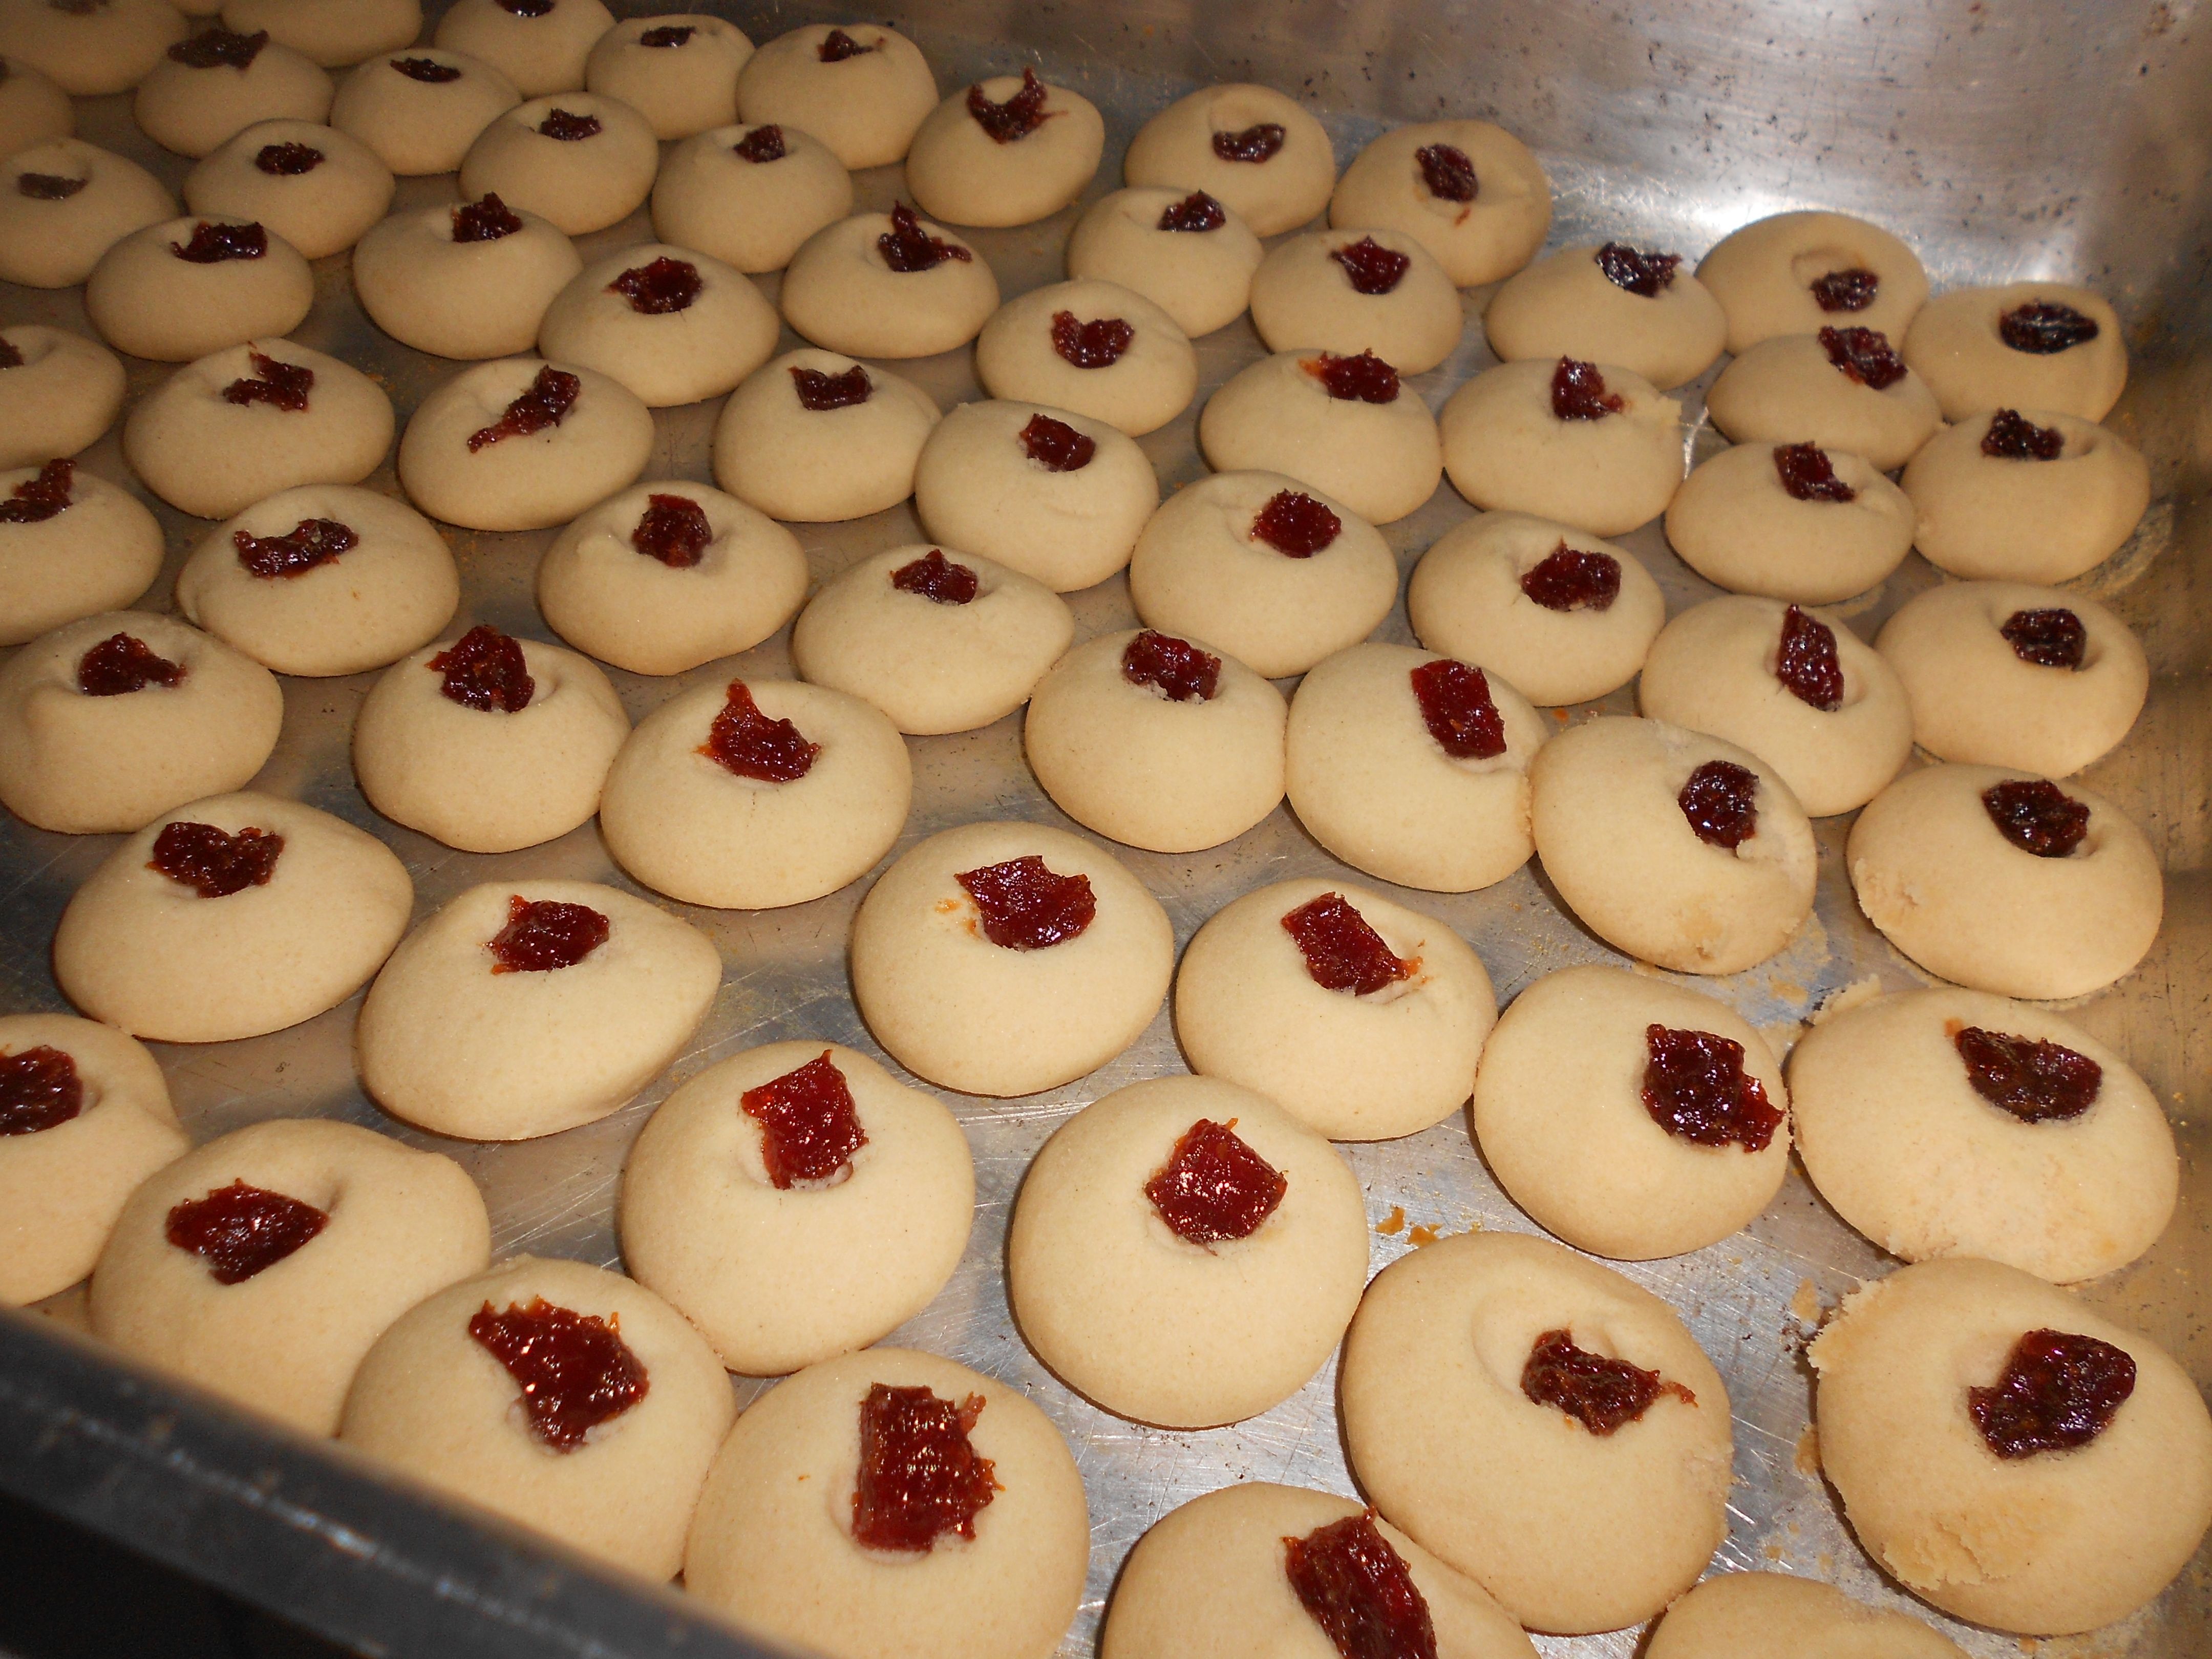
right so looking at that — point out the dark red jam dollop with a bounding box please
[791,363,871,410]
[1283,1511,1439,1659]
[254,141,323,176]
[451,193,523,242]
[391,56,463,82]
[891,548,979,605]
[0,336,20,369]
[1550,355,1625,420]
[148,821,283,897]
[496,0,555,14]
[1520,543,1620,612]
[169,26,267,69]
[2000,302,2099,356]
[1818,325,1906,389]
[956,856,1096,949]
[1145,1118,1287,1244]
[1304,349,1400,405]
[1281,891,1413,996]
[968,66,1052,142]
[1522,1328,1693,1434]
[732,123,786,163]
[221,348,314,412]
[638,23,694,47]
[851,1384,999,1552]
[539,107,602,142]
[1774,441,1856,502]
[608,254,700,314]
[1157,190,1226,232]
[1596,242,1681,297]
[1213,122,1285,162]
[1250,489,1341,557]
[431,625,535,712]
[817,27,876,62]
[466,364,580,451]
[700,679,819,781]
[0,1046,83,1137]
[1982,408,2066,460]
[16,172,83,199]
[0,456,74,523]
[1122,630,1220,702]
[1410,658,1506,760]
[486,894,610,973]
[1969,1329,2135,1458]
[1774,604,1845,711]
[1643,1024,1784,1150]
[467,1298,650,1453]
[740,1050,868,1188]
[233,516,356,578]
[1018,411,1094,471]
[166,1181,327,1284]
[1810,267,1879,312]
[631,493,712,567]
[2001,607,2086,669]
[171,221,267,263]
[1678,759,1760,849]
[1982,778,2089,858]
[1331,236,1411,295]
[1050,309,1135,369]
[1954,1025,2102,1122]
[76,631,184,696]
[1416,142,1477,203]
[878,202,970,272]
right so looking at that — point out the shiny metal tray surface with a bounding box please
[2,3,2208,1656]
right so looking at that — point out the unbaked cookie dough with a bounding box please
[1663,438,1915,604]
[780,206,1001,360]
[182,117,393,258]
[89,1117,488,1435]
[1064,185,1263,338]
[1900,407,2151,583]
[584,14,751,139]
[219,0,421,70]
[0,137,173,287]
[1342,1229,1733,1634]
[1694,209,1931,356]
[1810,1257,2212,1634]
[1705,328,1941,472]
[396,356,652,531]
[0,0,184,94]
[1440,356,1682,536]
[537,479,806,675]
[733,23,937,170]
[712,348,940,522]
[1328,120,1552,288]
[1175,876,1496,1141]
[537,242,780,407]
[328,46,521,177]
[0,53,72,157]
[974,278,1197,437]
[906,68,1103,228]
[1485,242,1726,390]
[1285,642,1547,892]
[622,1039,974,1375]
[457,92,657,236]
[1123,82,1333,238]
[0,461,164,647]
[85,213,313,361]
[1200,348,1442,525]
[1529,715,1818,975]
[1644,1570,1968,1659]
[1471,964,1790,1259]
[650,120,852,274]
[134,26,333,158]
[849,820,1174,1097]
[339,1254,735,1581]
[1902,282,2128,422]
[351,191,581,359]
[0,327,125,470]
[1407,512,1665,706]
[1846,762,2162,1001]
[1249,226,1464,375]
[433,0,612,98]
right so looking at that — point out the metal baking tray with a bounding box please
[3,3,2206,1655]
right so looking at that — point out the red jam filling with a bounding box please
[166,1180,327,1284]
[891,548,979,605]
[1018,411,1094,470]
[2000,301,2099,355]
[851,1384,999,1552]
[169,26,267,68]
[1678,759,1759,849]
[1551,355,1625,420]
[638,23,694,46]
[2001,607,2086,669]
[956,856,1096,949]
[1157,190,1226,232]
[496,0,555,13]
[233,516,356,578]
[1643,1024,1784,1150]
[171,221,267,263]
[1954,1025,2102,1122]
[1281,891,1413,996]
[539,107,602,141]
[1774,604,1844,711]
[1818,325,1906,389]
[1213,122,1286,162]
[1522,1328,1694,1434]
[1145,1117,1287,1244]
[1051,309,1135,368]
[631,493,712,567]
[1283,1511,1438,1659]
[467,1298,650,1453]
[431,624,534,712]
[486,894,609,973]
[608,254,700,314]
[0,456,74,523]
[1416,142,1477,203]
[254,141,323,175]
[148,821,283,897]
[1304,349,1400,404]
[791,363,872,410]
[1983,408,2065,460]
[451,193,523,242]
[391,56,463,82]
[466,364,580,451]
[1520,543,1620,611]
[1250,489,1341,557]
[221,348,314,411]
[1596,242,1680,297]
[969,66,1053,142]
[1982,778,2089,858]
[16,172,84,199]
[818,27,876,62]
[740,1050,868,1187]
[1410,658,1506,760]
[76,631,185,696]
[1969,1329,2135,1458]
[733,123,786,163]
[700,679,819,781]
[1810,267,1879,312]
[878,202,970,272]
[0,1046,83,1137]
[1122,630,1220,702]
[1773,441,1856,502]
[0,336,20,369]
[1331,236,1411,295]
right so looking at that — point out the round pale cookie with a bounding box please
[88,1117,488,1435]
[1529,716,1818,975]
[457,93,657,237]
[122,337,394,519]
[599,676,911,911]
[1284,642,1547,893]
[684,1347,1089,1659]
[1705,330,1942,471]
[537,480,806,676]
[351,193,581,360]
[175,485,457,676]
[1200,349,1442,525]
[1694,209,1932,356]
[584,15,751,140]
[1810,1257,2212,1634]
[0,54,73,156]
[134,27,333,158]
[1663,439,1914,604]
[55,792,414,1043]
[1902,282,2127,422]
[84,214,313,362]
[1128,470,1395,677]
[328,47,521,177]
[1789,986,2177,1284]
[182,118,393,258]
[358,880,718,1141]
[712,348,940,523]
[732,23,936,170]
[906,69,1103,229]
[974,278,1198,437]
[1471,964,1790,1259]
[0,1014,186,1309]
[1065,185,1262,338]
[1023,628,1287,854]
[1122,83,1333,238]
[621,1039,974,1375]
[1175,877,1496,1141]
[912,400,1158,592]
[1248,226,1464,374]
[650,120,852,274]
[1328,120,1551,288]
[1875,581,2147,777]
[1439,356,1683,536]
[220,0,420,70]
[1901,406,2150,583]
[339,1255,735,1581]
[792,544,1074,736]
[0,0,183,94]
[433,0,612,98]
[0,327,124,469]
[1342,1229,1734,1634]
[1638,597,1913,817]
[1846,763,2162,1001]
[397,356,652,531]
[1484,242,1726,391]
[780,207,1000,360]
[537,242,779,407]
[1407,513,1664,706]
[0,462,164,647]
[0,138,173,287]
[354,627,627,852]
[0,613,282,836]
[850,820,1174,1098]
[1644,1571,1969,1659]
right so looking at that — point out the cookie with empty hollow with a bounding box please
[650,120,853,274]
[733,23,937,169]
[85,213,313,361]
[1705,328,1941,471]
[1900,406,2150,584]
[780,206,1001,359]
[712,348,941,522]
[1200,348,1442,525]
[1694,209,1931,356]
[584,14,752,139]
[351,192,581,360]
[0,139,174,287]
[1902,282,2126,422]
[1248,225,1465,374]
[397,356,653,530]
[906,68,1104,228]
[433,0,613,97]
[537,242,780,407]
[1064,185,1263,337]
[1328,119,1552,287]
[133,26,333,158]
[457,92,658,236]
[1440,356,1683,536]
[1663,438,1915,604]
[0,461,164,648]
[1122,82,1334,238]
[327,47,521,177]
[974,278,1197,437]
[1484,241,1726,390]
